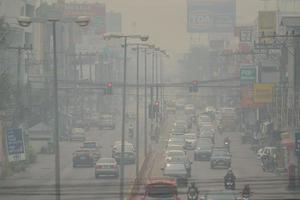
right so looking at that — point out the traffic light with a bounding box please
[189,80,199,93]
[104,82,113,95]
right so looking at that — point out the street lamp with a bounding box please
[103,33,149,200]
[17,16,89,200]
[129,43,154,176]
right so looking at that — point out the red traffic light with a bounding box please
[192,80,198,85]
[106,82,112,88]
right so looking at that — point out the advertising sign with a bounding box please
[253,83,274,104]
[6,128,26,162]
[258,11,277,44]
[240,85,254,108]
[295,132,300,154]
[187,0,236,33]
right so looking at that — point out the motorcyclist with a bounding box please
[187,182,199,200]
[224,168,236,189]
[224,137,231,151]
[242,184,251,197]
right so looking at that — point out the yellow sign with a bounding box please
[253,83,274,103]
[258,11,277,44]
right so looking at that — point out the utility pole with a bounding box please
[144,48,148,157]
[135,44,140,178]
[8,45,32,125]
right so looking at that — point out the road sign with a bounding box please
[6,128,26,162]
[240,68,256,82]
[295,132,300,154]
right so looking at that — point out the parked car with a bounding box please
[210,148,231,169]
[72,149,94,168]
[95,157,119,178]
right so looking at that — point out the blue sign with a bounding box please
[295,132,300,154]
[6,128,26,162]
[187,0,236,33]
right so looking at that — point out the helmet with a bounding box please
[228,168,232,173]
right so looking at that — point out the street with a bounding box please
[147,113,300,200]
[0,102,146,200]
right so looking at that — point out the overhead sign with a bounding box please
[240,65,256,84]
[258,11,277,44]
[6,128,26,162]
[253,83,274,104]
[295,132,300,154]
[187,0,236,33]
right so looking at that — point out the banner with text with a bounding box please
[187,0,236,33]
[253,83,274,104]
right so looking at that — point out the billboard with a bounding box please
[6,128,26,162]
[187,0,236,33]
[258,11,277,44]
[63,3,106,35]
[253,83,274,104]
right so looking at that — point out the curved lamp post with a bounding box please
[103,33,149,200]
[18,16,90,200]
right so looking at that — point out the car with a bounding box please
[95,157,119,178]
[113,144,136,164]
[112,141,135,157]
[81,141,102,163]
[99,114,115,130]
[72,149,94,168]
[184,133,197,150]
[166,145,184,153]
[194,143,213,161]
[161,163,188,187]
[70,128,86,142]
[142,179,180,200]
[168,137,185,147]
[164,150,192,177]
[210,148,232,169]
[200,191,239,200]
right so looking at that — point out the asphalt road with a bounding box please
[0,102,147,200]
[147,111,300,200]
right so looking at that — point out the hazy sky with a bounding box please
[99,0,262,56]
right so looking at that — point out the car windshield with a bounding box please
[185,134,196,140]
[83,142,96,148]
[167,151,185,157]
[212,150,228,157]
[98,158,115,164]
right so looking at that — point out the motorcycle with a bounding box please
[225,178,235,190]
[224,141,230,152]
[187,186,199,200]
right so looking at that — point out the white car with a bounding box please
[257,147,277,159]
[184,133,197,150]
